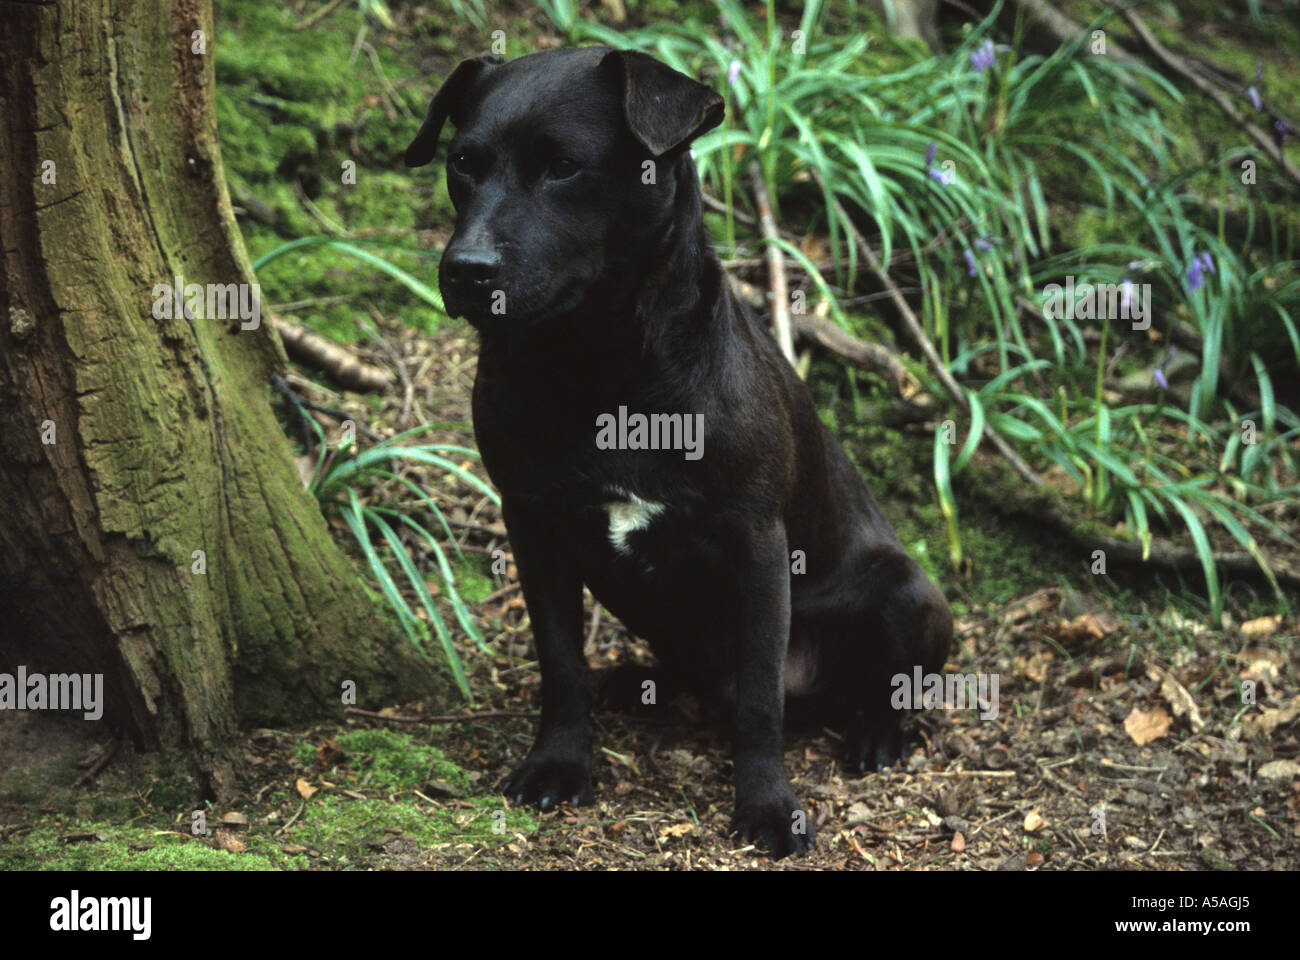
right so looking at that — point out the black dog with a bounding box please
[405,47,953,858]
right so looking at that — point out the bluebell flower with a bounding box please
[1186,256,1204,292]
[974,236,994,252]
[1248,86,1262,111]
[1199,251,1214,274]
[970,39,996,72]
[728,60,741,87]
[963,250,978,277]
[1153,346,1174,391]
[927,166,952,185]
[925,141,938,166]
[1119,279,1134,314]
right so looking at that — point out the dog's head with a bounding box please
[405,47,723,332]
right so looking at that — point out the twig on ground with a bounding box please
[293,0,345,32]
[727,274,927,404]
[273,315,393,393]
[78,736,122,786]
[345,706,536,724]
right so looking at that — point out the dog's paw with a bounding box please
[842,717,903,774]
[502,754,593,812]
[732,793,816,859]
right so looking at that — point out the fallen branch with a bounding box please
[294,0,346,32]
[1111,2,1300,191]
[345,706,535,724]
[748,162,797,365]
[793,312,922,400]
[727,274,926,403]
[810,170,1044,487]
[273,315,392,393]
[972,469,1300,591]
[78,736,122,786]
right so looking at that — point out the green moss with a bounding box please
[335,728,470,792]
[214,1,456,341]
[0,823,279,871]
[293,740,318,766]
[286,795,536,863]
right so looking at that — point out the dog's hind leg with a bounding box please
[815,549,953,773]
[593,663,672,714]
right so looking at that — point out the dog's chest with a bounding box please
[600,488,666,555]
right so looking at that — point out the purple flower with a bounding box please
[1247,86,1262,111]
[1153,346,1174,390]
[728,59,741,86]
[927,166,952,185]
[1199,251,1215,274]
[974,236,994,252]
[963,249,978,277]
[1186,257,1204,292]
[925,141,938,166]
[970,39,996,72]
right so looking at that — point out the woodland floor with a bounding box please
[3,324,1296,872]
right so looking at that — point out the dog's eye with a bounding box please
[449,153,473,176]
[547,158,580,181]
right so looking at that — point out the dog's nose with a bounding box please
[442,247,501,287]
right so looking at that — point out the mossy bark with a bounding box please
[0,0,433,791]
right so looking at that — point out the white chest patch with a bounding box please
[603,490,665,554]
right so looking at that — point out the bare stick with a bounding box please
[345,706,535,724]
[748,162,797,365]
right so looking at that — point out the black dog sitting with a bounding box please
[405,47,953,858]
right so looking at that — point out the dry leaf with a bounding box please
[214,829,246,853]
[1241,615,1282,637]
[1026,852,1044,867]
[1024,809,1047,832]
[1124,706,1172,746]
[1243,697,1300,738]
[1007,590,1059,623]
[295,778,318,800]
[1147,664,1205,731]
[317,739,346,766]
[1056,612,1120,645]
[1257,760,1300,781]
[659,823,695,838]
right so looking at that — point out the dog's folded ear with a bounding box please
[600,49,724,157]
[404,55,503,167]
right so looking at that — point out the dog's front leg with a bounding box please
[500,500,593,810]
[730,519,815,858]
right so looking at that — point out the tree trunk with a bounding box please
[0,0,432,792]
